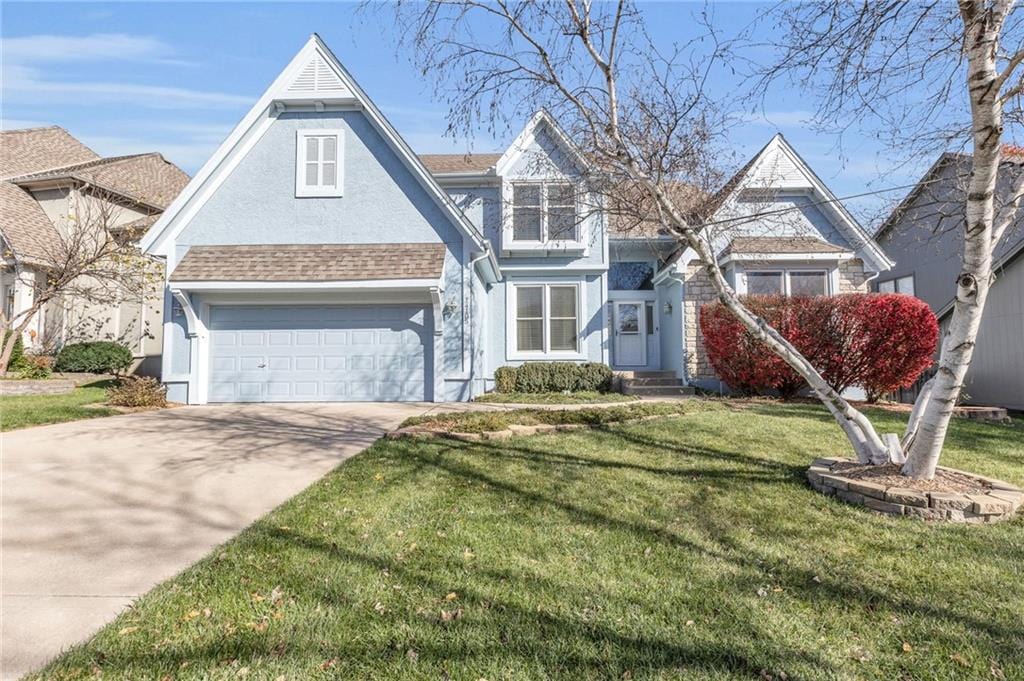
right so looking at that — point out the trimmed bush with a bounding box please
[493,362,613,394]
[17,354,53,380]
[55,341,134,374]
[494,366,517,393]
[106,376,167,408]
[699,294,938,401]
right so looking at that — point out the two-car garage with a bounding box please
[207,304,431,402]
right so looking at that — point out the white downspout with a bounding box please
[467,248,494,399]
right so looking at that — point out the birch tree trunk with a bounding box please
[902,0,1003,479]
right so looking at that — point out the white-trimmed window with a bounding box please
[512,283,580,356]
[510,181,579,243]
[296,129,344,197]
[745,269,829,296]
[878,274,915,295]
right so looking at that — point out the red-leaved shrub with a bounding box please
[699,294,938,401]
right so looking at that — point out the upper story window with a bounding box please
[510,181,578,243]
[746,269,828,296]
[877,274,915,296]
[296,129,344,197]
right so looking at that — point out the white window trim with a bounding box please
[295,129,344,197]
[501,180,587,253]
[739,267,833,296]
[505,280,587,360]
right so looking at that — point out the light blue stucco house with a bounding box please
[141,35,892,404]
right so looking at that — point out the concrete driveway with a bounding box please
[0,402,445,680]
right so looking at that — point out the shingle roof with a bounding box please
[418,153,501,174]
[10,153,189,209]
[0,181,63,264]
[721,236,851,256]
[170,243,448,282]
[0,126,99,179]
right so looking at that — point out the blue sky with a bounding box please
[1,2,933,225]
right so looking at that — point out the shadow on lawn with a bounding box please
[56,411,1022,679]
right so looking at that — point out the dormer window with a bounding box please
[296,129,344,197]
[510,181,578,243]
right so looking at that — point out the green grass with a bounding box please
[400,401,688,432]
[0,380,116,431]
[474,391,637,404]
[33,401,1024,680]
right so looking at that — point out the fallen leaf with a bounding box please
[203,608,212,618]
[269,586,284,604]
[643,546,652,556]
[991,659,1005,679]
[251,592,265,603]
[463,549,475,560]
[406,648,418,663]
[440,607,464,622]
[950,653,968,667]
[812,575,821,583]
[445,592,459,601]
[374,601,387,615]
[374,473,384,481]
[902,642,913,653]
[182,610,201,622]
[685,620,695,627]
[320,658,338,670]
[118,626,139,635]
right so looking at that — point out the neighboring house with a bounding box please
[142,35,891,404]
[875,150,1024,410]
[0,126,189,372]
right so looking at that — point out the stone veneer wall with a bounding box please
[683,258,871,384]
[838,258,869,293]
[683,262,717,382]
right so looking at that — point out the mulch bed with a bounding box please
[832,461,993,494]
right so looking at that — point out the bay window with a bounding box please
[512,283,580,356]
[509,181,579,244]
[745,269,829,296]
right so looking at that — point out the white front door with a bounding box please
[613,301,645,366]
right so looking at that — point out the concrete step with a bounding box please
[632,370,677,378]
[623,385,696,397]
[622,377,681,387]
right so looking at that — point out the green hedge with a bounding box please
[3,331,25,371]
[493,362,613,394]
[55,341,134,374]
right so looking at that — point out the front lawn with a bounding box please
[474,390,637,404]
[34,402,1024,680]
[0,380,116,431]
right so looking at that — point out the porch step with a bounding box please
[623,377,682,387]
[633,370,677,378]
[623,384,696,397]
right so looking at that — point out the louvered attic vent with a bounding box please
[287,55,346,93]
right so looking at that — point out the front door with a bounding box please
[613,301,645,366]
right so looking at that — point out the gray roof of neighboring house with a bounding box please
[170,243,447,282]
[721,236,851,256]
[418,153,502,174]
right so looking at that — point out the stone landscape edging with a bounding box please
[807,457,1023,523]
[386,412,680,442]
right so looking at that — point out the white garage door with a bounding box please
[208,305,430,402]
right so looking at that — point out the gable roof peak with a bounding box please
[140,33,487,256]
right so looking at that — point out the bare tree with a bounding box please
[1,187,162,372]
[376,0,911,470]
[759,0,1024,479]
